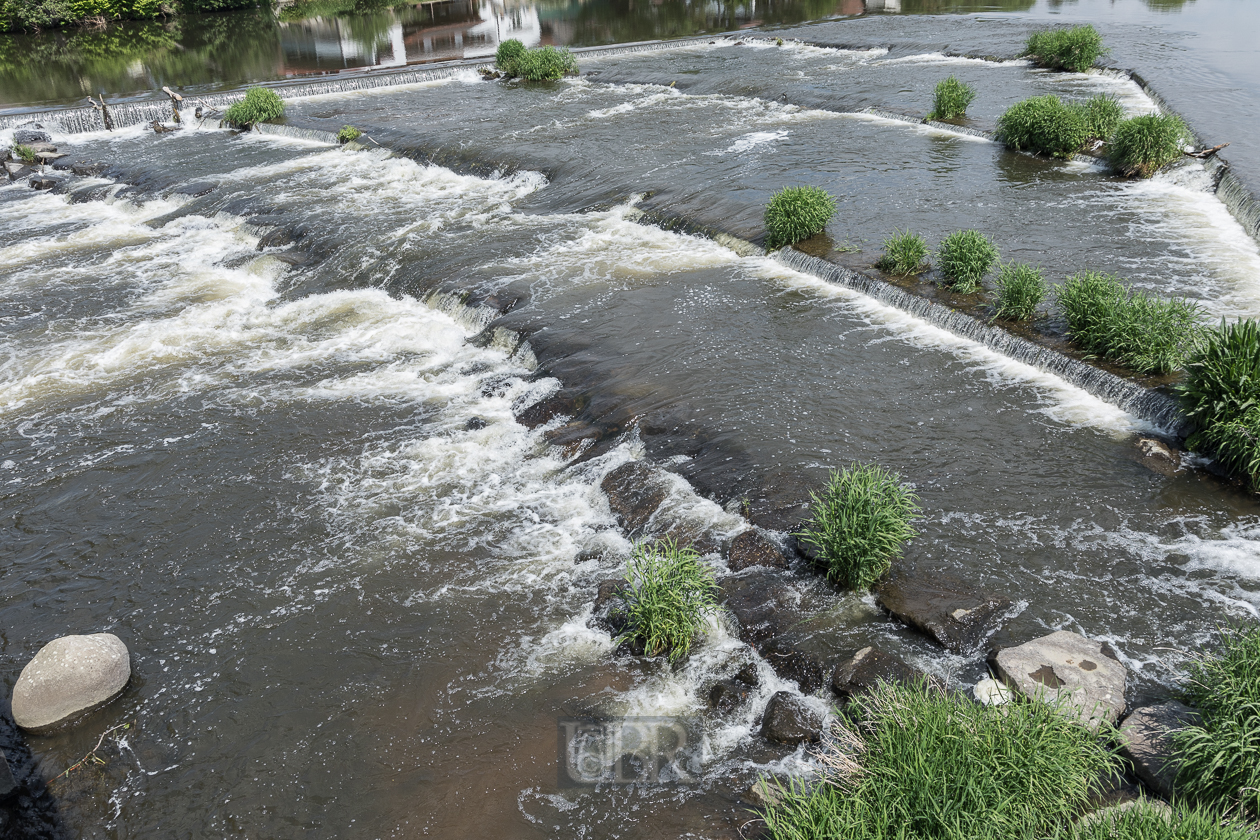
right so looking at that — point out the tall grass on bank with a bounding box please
[1178,319,1260,489]
[875,229,929,276]
[223,87,285,128]
[494,39,577,81]
[1173,624,1260,816]
[1056,271,1204,374]
[996,95,1124,159]
[992,262,1047,321]
[613,539,719,663]
[797,464,919,590]
[1024,24,1107,73]
[761,679,1116,840]
[938,229,999,293]
[1069,801,1256,840]
[764,186,837,250]
[928,75,976,120]
[1110,113,1189,178]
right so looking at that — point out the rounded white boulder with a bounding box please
[11,634,130,732]
[974,677,1012,706]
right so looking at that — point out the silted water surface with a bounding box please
[1,33,1259,840]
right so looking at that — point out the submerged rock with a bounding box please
[759,692,822,745]
[29,176,56,191]
[1133,437,1184,478]
[600,461,671,532]
[11,633,131,732]
[990,630,1126,729]
[727,529,791,572]
[709,679,751,714]
[831,646,933,699]
[722,572,828,693]
[515,390,579,428]
[1118,701,1201,800]
[874,568,1011,653]
[590,578,629,634]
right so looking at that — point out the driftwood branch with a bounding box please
[1186,142,1229,159]
[51,720,132,783]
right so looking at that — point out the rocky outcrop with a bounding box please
[990,630,1126,730]
[1118,701,1201,800]
[13,128,51,145]
[874,568,1011,653]
[515,389,580,428]
[831,646,934,699]
[11,634,131,732]
[1133,438,1184,478]
[760,692,822,745]
[727,529,791,572]
[600,462,671,532]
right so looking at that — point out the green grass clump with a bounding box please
[997,95,1090,159]
[1178,319,1260,488]
[938,229,999,293]
[993,262,1047,321]
[1079,94,1125,141]
[336,125,362,144]
[764,186,837,250]
[1024,24,1107,73]
[494,38,527,75]
[761,678,1116,840]
[1071,801,1255,840]
[11,143,36,163]
[875,229,929,276]
[797,464,919,590]
[1173,624,1260,816]
[613,538,719,663]
[223,87,285,128]
[512,46,578,81]
[1109,113,1189,178]
[928,75,976,120]
[1056,271,1204,374]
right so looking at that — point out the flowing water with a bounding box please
[2,3,1260,839]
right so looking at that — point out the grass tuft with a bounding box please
[1079,94,1125,141]
[992,262,1047,321]
[996,95,1086,158]
[496,41,577,81]
[797,464,919,590]
[938,229,999,293]
[223,87,285,128]
[613,538,719,663]
[1173,624,1260,816]
[1024,24,1107,73]
[11,143,36,163]
[336,125,362,144]
[928,75,976,120]
[1071,801,1255,840]
[875,229,929,276]
[1178,319,1260,488]
[1056,271,1204,374]
[764,186,837,250]
[1109,113,1189,178]
[761,678,1116,840]
[495,38,527,76]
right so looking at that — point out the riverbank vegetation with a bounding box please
[1073,802,1254,840]
[613,539,718,662]
[1110,113,1190,178]
[0,0,253,31]
[797,464,919,590]
[992,262,1047,321]
[494,39,577,81]
[764,186,837,250]
[928,75,975,120]
[222,85,284,128]
[1056,271,1203,374]
[875,229,929,276]
[1024,24,1107,73]
[1179,319,1260,488]
[938,229,999,293]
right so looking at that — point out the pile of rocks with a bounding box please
[5,126,66,185]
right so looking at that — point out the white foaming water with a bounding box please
[844,110,996,144]
[874,52,1029,68]
[755,259,1149,434]
[709,130,790,156]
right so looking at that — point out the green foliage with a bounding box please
[1079,94,1125,140]
[494,38,526,75]
[0,0,167,30]
[1056,271,1204,374]
[11,143,35,162]
[992,262,1047,321]
[764,186,837,250]
[1109,113,1189,178]
[928,75,975,120]
[1178,319,1260,487]
[761,678,1117,840]
[997,95,1090,159]
[1069,801,1255,840]
[1024,24,1107,73]
[222,86,284,128]
[613,538,719,663]
[797,464,919,590]
[1174,624,1260,816]
[938,229,999,293]
[336,124,362,144]
[514,46,577,81]
[875,229,930,276]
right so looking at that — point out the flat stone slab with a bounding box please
[831,646,933,699]
[874,568,1011,653]
[992,630,1126,729]
[12,633,131,731]
[1119,701,1201,800]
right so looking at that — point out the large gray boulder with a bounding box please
[991,630,1126,730]
[11,634,131,732]
[1119,701,1201,800]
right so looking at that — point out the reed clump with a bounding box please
[336,125,362,144]
[1056,271,1204,374]
[223,87,285,128]
[992,262,1047,321]
[797,464,919,591]
[875,229,929,276]
[997,94,1121,159]
[928,75,976,120]
[1024,24,1107,73]
[495,40,577,81]
[938,229,999,294]
[764,186,837,250]
[1178,319,1260,488]
[761,678,1116,840]
[1109,113,1189,178]
[613,539,719,663]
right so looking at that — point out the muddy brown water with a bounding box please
[2,5,1260,839]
